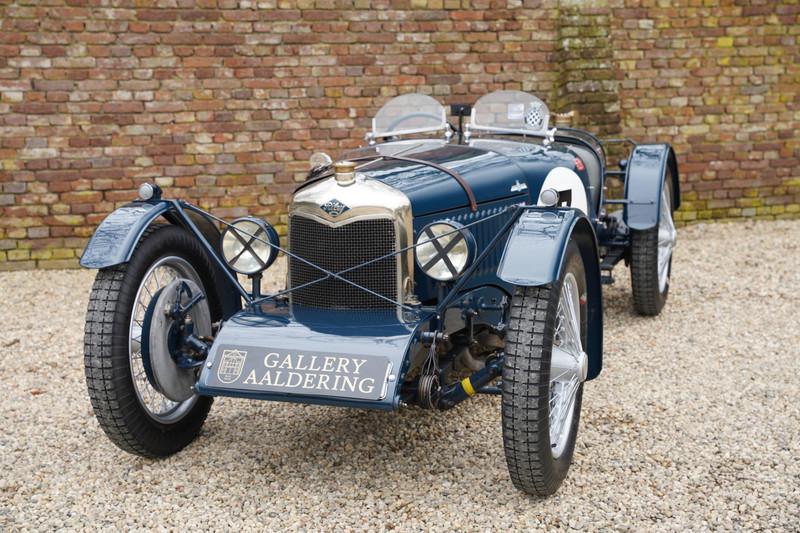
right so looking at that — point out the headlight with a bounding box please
[221,217,279,275]
[415,221,474,281]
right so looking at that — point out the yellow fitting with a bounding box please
[461,377,475,396]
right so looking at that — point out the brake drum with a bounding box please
[143,278,212,402]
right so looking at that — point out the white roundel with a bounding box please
[537,167,588,215]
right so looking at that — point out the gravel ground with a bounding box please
[1,220,799,531]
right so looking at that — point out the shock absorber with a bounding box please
[436,354,504,410]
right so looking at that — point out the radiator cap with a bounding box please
[334,160,356,186]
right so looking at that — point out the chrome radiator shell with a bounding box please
[288,175,414,309]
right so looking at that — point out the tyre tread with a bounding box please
[501,284,558,496]
[84,266,155,456]
[630,226,665,316]
[83,225,213,458]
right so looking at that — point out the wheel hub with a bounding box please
[141,278,212,402]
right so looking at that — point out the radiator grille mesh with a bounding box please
[289,215,398,309]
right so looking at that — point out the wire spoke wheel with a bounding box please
[657,184,677,292]
[550,272,584,459]
[84,225,215,458]
[502,241,587,496]
[129,256,202,423]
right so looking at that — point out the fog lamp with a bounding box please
[221,217,279,275]
[415,221,475,281]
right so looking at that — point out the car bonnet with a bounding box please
[357,144,531,216]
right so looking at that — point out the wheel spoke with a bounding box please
[128,256,202,423]
[657,185,676,291]
[142,282,153,301]
[549,272,585,459]
[555,280,582,360]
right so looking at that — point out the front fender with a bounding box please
[624,144,680,231]
[497,208,585,287]
[80,201,170,268]
[81,199,244,320]
[497,207,603,380]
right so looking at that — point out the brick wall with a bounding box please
[0,1,797,270]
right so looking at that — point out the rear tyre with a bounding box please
[84,225,217,458]
[630,174,677,316]
[502,242,588,496]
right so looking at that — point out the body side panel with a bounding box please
[469,139,598,218]
[412,197,521,303]
[349,141,586,216]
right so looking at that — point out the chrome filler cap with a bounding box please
[334,160,356,186]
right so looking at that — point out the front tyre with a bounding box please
[502,242,588,496]
[84,225,216,458]
[630,174,677,316]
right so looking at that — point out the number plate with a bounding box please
[209,346,393,401]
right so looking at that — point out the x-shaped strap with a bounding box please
[421,227,465,278]
[229,225,268,270]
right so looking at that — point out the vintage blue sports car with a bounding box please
[81,91,679,496]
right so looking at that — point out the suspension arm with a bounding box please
[437,355,504,410]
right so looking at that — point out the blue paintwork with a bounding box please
[497,208,580,287]
[81,199,245,320]
[469,139,598,215]
[347,139,610,380]
[80,130,683,401]
[358,144,527,215]
[350,141,590,216]
[196,303,432,409]
[413,197,521,303]
[79,200,170,268]
[496,207,603,379]
[624,144,681,230]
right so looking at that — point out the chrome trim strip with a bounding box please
[379,362,393,400]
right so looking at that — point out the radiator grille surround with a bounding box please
[289,215,398,309]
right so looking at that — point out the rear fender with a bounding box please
[624,144,680,231]
[497,207,603,379]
